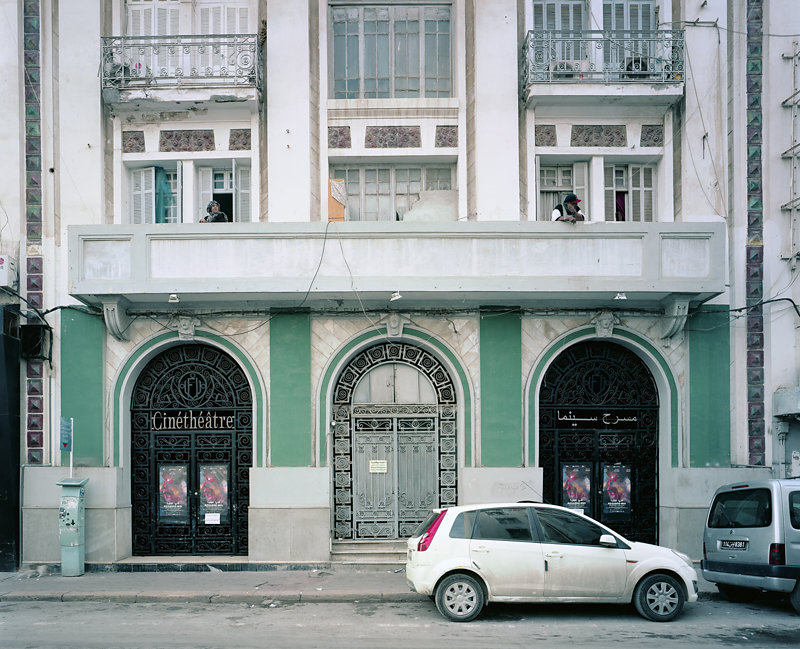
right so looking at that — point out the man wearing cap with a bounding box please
[552,193,585,223]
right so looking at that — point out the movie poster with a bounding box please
[158,465,188,522]
[199,464,229,524]
[562,463,591,513]
[602,463,632,515]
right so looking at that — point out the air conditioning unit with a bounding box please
[0,254,18,290]
[624,56,650,78]
[549,59,587,79]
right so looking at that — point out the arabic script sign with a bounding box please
[556,409,639,429]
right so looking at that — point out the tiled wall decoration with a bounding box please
[24,0,43,464]
[746,0,764,465]
[229,128,251,150]
[534,125,557,146]
[435,125,458,148]
[640,124,664,147]
[122,130,145,153]
[328,126,351,149]
[570,125,627,147]
[365,126,421,148]
[159,129,216,152]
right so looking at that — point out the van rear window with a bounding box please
[708,488,771,528]
[790,492,800,530]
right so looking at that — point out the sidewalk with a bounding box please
[0,563,718,605]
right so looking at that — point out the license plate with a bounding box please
[720,539,748,550]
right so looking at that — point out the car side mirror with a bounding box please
[599,534,617,548]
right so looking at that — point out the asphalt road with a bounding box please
[0,595,797,649]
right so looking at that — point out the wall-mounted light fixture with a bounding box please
[168,294,180,304]
[390,291,402,302]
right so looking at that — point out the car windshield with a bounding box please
[708,488,771,528]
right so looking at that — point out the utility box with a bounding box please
[56,477,89,576]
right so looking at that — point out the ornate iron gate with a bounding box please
[131,344,252,555]
[539,341,659,543]
[333,343,457,540]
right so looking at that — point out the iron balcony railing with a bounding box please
[520,29,684,87]
[101,34,262,93]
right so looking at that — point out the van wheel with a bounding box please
[717,584,755,603]
[435,574,485,622]
[790,581,800,614]
[633,574,685,622]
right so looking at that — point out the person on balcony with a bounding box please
[552,193,585,223]
[200,200,229,223]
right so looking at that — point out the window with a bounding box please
[331,165,453,220]
[449,511,477,539]
[130,166,180,224]
[534,508,606,545]
[331,4,452,98]
[198,162,251,222]
[472,508,534,542]
[538,162,586,220]
[790,492,800,530]
[602,1,656,76]
[604,164,654,221]
[533,1,585,63]
[708,489,772,529]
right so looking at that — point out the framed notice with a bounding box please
[158,465,188,523]
[602,463,632,516]
[561,463,591,513]
[199,464,229,523]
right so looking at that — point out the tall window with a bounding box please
[604,164,654,221]
[532,1,586,65]
[539,162,587,220]
[602,1,656,76]
[130,166,180,224]
[330,165,453,220]
[331,4,452,99]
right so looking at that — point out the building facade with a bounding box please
[0,0,798,569]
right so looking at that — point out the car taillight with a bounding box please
[417,510,447,552]
[769,543,785,566]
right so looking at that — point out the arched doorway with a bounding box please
[539,340,658,543]
[131,344,252,555]
[332,342,457,540]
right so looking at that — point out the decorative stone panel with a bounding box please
[122,131,145,153]
[435,125,458,147]
[570,125,627,147]
[535,125,557,146]
[229,128,251,151]
[640,124,664,147]
[328,126,352,148]
[159,129,216,152]
[365,126,421,148]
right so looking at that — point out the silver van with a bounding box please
[701,478,800,612]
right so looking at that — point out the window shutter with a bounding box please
[131,167,155,224]
[604,165,615,221]
[642,165,654,221]
[573,161,588,217]
[175,160,183,223]
[198,167,213,222]
[236,165,251,222]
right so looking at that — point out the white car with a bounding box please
[406,502,698,622]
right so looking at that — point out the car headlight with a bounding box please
[671,549,692,566]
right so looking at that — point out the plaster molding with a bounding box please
[102,298,133,341]
[661,295,691,339]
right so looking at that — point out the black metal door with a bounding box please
[539,341,658,544]
[131,344,252,555]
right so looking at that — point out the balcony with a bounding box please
[101,34,262,106]
[520,30,684,108]
[69,221,725,338]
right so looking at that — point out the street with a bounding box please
[0,596,797,649]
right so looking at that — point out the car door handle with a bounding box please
[472,546,490,553]
[544,552,563,559]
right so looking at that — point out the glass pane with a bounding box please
[199,464,229,524]
[158,465,188,523]
[535,508,606,545]
[708,488,772,529]
[473,508,533,542]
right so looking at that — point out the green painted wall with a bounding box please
[61,311,104,466]
[479,311,522,466]
[688,307,731,467]
[269,313,312,465]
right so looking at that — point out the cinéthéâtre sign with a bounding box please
[151,410,235,430]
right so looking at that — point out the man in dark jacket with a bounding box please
[551,193,585,223]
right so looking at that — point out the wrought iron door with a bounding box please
[352,407,439,539]
[131,344,252,555]
[539,341,658,543]
[332,343,457,540]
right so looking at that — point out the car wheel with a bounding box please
[717,584,755,603]
[633,574,685,622]
[790,581,800,614]
[435,574,485,622]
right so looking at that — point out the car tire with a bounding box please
[790,581,800,614]
[717,584,755,603]
[435,574,485,622]
[633,574,685,622]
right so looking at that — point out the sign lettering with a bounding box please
[151,410,235,431]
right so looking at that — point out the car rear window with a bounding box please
[412,511,442,537]
[790,491,800,530]
[708,488,772,528]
